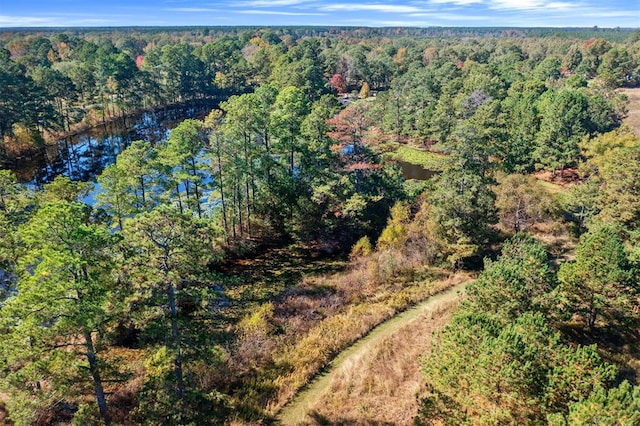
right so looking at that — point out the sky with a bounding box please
[0,0,638,28]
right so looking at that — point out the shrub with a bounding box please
[350,236,373,259]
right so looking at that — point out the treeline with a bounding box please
[6,26,639,42]
[2,27,639,159]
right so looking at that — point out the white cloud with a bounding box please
[0,14,117,26]
[0,15,56,25]
[427,0,581,11]
[580,10,640,18]
[545,2,576,10]
[373,20,432,25]
[489,0,543,9]
[320,3,424,13]
[410,12,490,20]
[488,0,580,10]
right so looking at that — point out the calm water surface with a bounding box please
[9,105,214,187]
[7,106,433,207]
[396,160,436,181]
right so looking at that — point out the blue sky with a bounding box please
[1,0,638,28]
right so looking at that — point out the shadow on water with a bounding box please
[396,160,436,181]
[9,103,216,187]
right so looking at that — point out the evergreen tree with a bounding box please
[558,225,636,330]
[0,202,120,424]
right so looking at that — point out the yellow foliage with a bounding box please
[377,223,406,251]
[249,36,268,48]
[145,346,173,378]
[377,201,411,250]
[390,201,411,224]
[350,236,373,259]
[238,302,274,337]
[215,71,231,90]
[393,47,407,70]
[423,46,438,65]
[580,127,640,173]
[360,82,370,99]
[47,49,57,64]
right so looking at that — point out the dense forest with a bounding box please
[1,26,640,424]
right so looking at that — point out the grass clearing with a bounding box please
[621,87,640,137]
[219,245,347,322]
[223,238,474,423]
[275,274,470,424]
[382,144,448,171]
[304,297,461,425]
[536,178,565,195]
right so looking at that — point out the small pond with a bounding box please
[396,160,437,181]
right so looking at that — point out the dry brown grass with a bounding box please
[528,221,578,263]
[266,263,452,415]
[273,273,470,425]
[621,88,640,137]
[303,298,460,425]
[223,234,468,422]
[227,239,469,420]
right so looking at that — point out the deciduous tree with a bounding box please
[495,173,554,233]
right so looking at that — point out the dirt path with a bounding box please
[276,281,468,425]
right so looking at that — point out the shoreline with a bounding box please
[43,97,221,144]
[2,98,222,165]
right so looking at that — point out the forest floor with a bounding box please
[621,87,640,137]
[219,244,348,322]
[276,280,468,425]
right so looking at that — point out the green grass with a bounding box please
[383,145,447,171]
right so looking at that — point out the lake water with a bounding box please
[9,104,215,187]
[6,104,433,207]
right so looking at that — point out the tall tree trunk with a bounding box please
[190,157,202,218]
[163,255,185,400]
[245,180,251,237]
[264,131,271,184]
[235,183,243,238]
[83,331,111,425]
[100,92,106,124]
[243,134,251,236]
[193,181,202,218]
[140,175,146,207]
[184,178,191,200]
[175,183,183,214]
[167,280,184,398]
[214,136,229,244]
[231,183,237,240]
